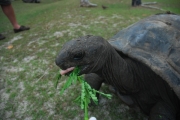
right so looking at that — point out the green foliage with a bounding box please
[59,67,79,95]
[55,71,61,88]
[57,67,112,120]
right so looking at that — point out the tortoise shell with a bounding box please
[109,14,180,99]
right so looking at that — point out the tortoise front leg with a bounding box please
[84,73,104,105]
[84,73,104,91]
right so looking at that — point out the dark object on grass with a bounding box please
[14,26,30,33]
[22,0,40,3]
[102,5,108,10]
[56,13,180,120]
[132,0,141,6]
[0,34,6,40]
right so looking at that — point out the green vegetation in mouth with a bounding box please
[55,67,112,120]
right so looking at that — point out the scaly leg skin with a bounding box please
[84,73,104,105]
[84,73,104,92]
[149,102,176,120]
[84,73,135,107]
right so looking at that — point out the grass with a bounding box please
[0,0,180,120]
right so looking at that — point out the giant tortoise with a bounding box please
[55,13,180,120]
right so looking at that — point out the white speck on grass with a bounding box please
[54,31,64,38]
[47,81,54,87]
[0,92,9,110]
[54,30,73,38]
[113,23,119,27]
[18,82,25,93]
[27,39,38,46]
[37,48,46,52]
[0,56,4,60]
[15,100,29,118]
[0,102,6,110]
[90,20,105,24]
[41,59,49,64]
[45,22,56,29]
[23,56,36,63]
[24,117,33,120]
[5,111,13,118]
[82,25,89,29]
[89,117,97,120]
[67,14,72,18]
[81,31,86,36]
[37,40,48,46]
[51,51,57,55]
[29,33,38,36]
[111,14,124,19]
[68,23,81,27]
[9,35,23,44]
[13,59,18,63]
[43,99,55,115]
[91,21,101,24]
[50,43,59,47]
[97,16,106,20]
[11,77,18,81]
[2,66,24,72]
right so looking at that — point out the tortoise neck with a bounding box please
[101,48,139,94]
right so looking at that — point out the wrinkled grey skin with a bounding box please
[56,14,180,120]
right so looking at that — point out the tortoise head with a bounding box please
[55,35,109,75]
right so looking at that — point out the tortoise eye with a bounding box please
[73,52,84,60]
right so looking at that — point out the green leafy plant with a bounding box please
[55,67,112,120]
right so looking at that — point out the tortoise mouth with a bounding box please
[60,67,75,75]
[60,65,91,76]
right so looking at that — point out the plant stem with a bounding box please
[84,94,88,120]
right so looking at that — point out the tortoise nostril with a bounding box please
[55,57,64,67]
[55,59,66,69]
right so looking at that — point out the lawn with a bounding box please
[0,0,180,120]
